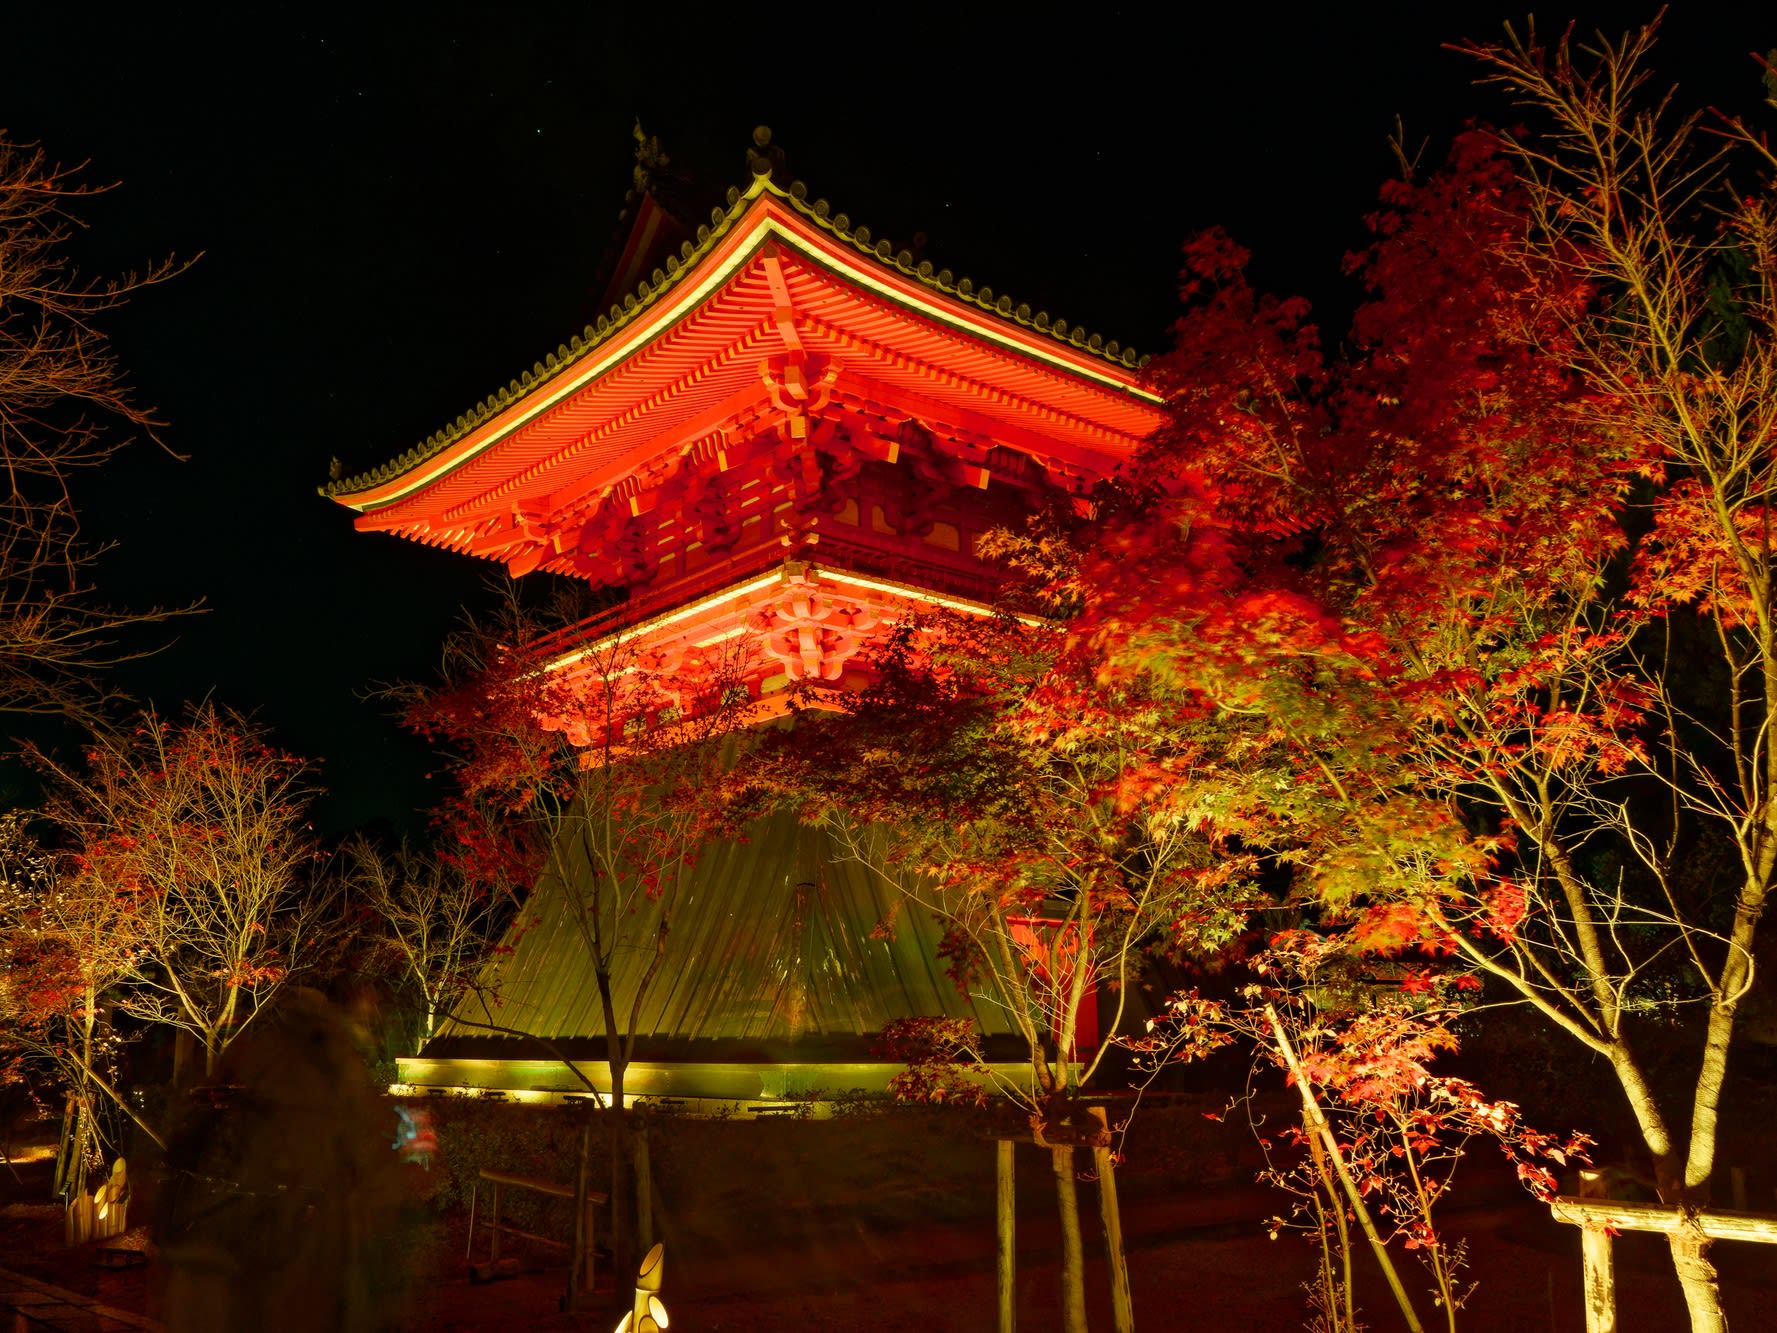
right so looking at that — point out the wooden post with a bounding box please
[1573,1166,1615,1333]
[51,1095,74,1200]
[489,1180,503,1265]
[997,1138,1015,1333]
[1093,1144,1133,1333]
[1550,1194,1777,1243]
[636,1116,654,1251]
[570,1120,593,1305]
[1580,1224,1615,1333]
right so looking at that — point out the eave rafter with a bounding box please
[410,368,1116,575]
[760,244,804,358]
[434,322,775,529]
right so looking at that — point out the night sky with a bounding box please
[4,5,1770,834]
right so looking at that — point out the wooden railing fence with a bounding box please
[1549,1171,1777,1333]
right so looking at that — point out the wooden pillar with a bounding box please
[636,1117,655,1252]
[1575,1171,1615,1333]
[1093,1144,1133,1333]
[52,1095,75,1199]
[570,1121,593,1304]
[997,1139,1016,1333]
[489,1180,503,1265]
[1580,1224,1615,1333]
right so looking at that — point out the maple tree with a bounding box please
[1056,20,1776,1332]
[32,704,330,1080]
[748,612,1260,1333]
[0,810,160,1201]
[404,587,757,1288]
[1135,937,1589,1333]
[0,135,191,722]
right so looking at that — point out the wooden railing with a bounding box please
[528,536,1007,663]
[1549,1185,1777,1332]
[466,1165,609,1297]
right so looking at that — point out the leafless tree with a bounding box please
[0,135,194,720]
[343,833,500,1048]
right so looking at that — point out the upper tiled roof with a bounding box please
[322,129,1150,501]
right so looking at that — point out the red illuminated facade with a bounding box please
[326,131,1164,715]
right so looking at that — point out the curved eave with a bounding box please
[329,177,1162,519]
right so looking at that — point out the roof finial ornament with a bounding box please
[632,118,670,196]
[746,124,785,180]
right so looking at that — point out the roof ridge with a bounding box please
[322,132,1150,501]
[760,173,1147,373]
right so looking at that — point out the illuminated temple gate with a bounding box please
[325,129,1164,1106]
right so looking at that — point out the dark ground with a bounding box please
[3,1099,1775,1332]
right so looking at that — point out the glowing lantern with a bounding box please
[614,1242,667,1332]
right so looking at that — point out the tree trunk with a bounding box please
[1306,1114,1357,1332]
[1051,1145,1089,1333]
[1656,882,1767,1333]
[1669,1230,1728,1333]
[997,1139,1016,1333]
[172,1029,198,1089]
[595,951,634,1298]
[570,1120,594,1308]
[1606,1048,1731,1333]
[72,990,97,1198]
[609,1061,632,1292]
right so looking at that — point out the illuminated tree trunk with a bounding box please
[1668,1232,1726,1333]
[74,984,97,1198]
[1093,1144,1133,1333]
[596,966,633,1294]
[52,1094,76,1200]
[202,1017,223,1079]
[1514,815,1747,1333]
[1601,1049,1722,1332]
[1051,1144,1089,1333]
[1304,1112,1357,1332]
[1658,875,1773,1333]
